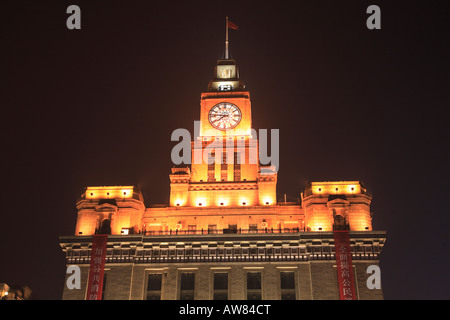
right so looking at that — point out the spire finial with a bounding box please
[225,16,229,59]
[224,18,238,60]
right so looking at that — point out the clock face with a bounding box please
[208,102,242,130]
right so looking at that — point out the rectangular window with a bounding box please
[208,152,215,182]
[234,151,241,181]
[146,274,162,300]
[228,224,237,234]
[221,169,228,181]
[188,225,196,234]
[180,273,195,300]
[249,224,258,233]
[208,225,217,234]
[221,151,228,181]
[213,273,228,300]
[247,272,262,300]
[280,271,296,300]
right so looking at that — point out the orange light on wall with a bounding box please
[310,182,361,195]
[175,199,184,207]
[85,186,134,200]
[120,188,133,198]
[218,198,229,206]
[260,195,274,206]
[239,196,250,206]
[195,197,207,207]
[347,185,357,194]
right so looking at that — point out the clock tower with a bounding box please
[200,59,251,137]
[169,54,277,208]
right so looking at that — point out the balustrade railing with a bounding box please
[142,227,306,236]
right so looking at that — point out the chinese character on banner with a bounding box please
[334,230,356,300]
[86,234,108,300]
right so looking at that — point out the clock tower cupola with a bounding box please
[208,59,245,92]
[208,16,244,92]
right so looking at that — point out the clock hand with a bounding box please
[212,116,224,125]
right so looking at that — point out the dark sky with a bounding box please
[1,0,448,300]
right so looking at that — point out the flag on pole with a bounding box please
[227,21,239,30]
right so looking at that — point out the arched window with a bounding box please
[99,219,111,235]
[334,214,345,226]
[333,214,349,230]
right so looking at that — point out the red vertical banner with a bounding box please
[334,230,356,300]
[86,234,108,300]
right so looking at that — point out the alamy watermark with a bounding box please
[171,121,280,173]
[66,5,380,31]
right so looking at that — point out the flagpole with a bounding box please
[225,16,229,59]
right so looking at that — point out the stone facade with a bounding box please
[60,231,385,300]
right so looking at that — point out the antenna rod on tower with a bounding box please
[225,16,229,59]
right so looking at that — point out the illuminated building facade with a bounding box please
[59,49,386,300]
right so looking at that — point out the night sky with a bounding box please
[1,1,448,300]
